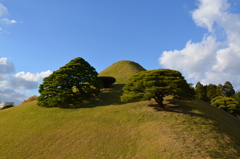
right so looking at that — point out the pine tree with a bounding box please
[195,82,207,101]
[37,57,102,108]
[206,84,218,101]
[121,69,194,109]
[222,81,235,97]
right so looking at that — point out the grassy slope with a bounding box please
[1,90,240,158]
[1,61,240,158]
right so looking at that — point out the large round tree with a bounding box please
[121,69,194,108]
[37,57,102,108]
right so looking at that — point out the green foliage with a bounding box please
[195,82,235,103]
[206,84,218,101]
[37,57,102,108]
[216,84,223,96]
[222,81,235,97]
[98,76,116,88]
[1,105,13,110]
[195,82,208,101]
[121,69,194,108]
[211,96,240,115]
[233,91,240,104]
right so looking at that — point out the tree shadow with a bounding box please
[148,98,204,118]
[78,84,137,108]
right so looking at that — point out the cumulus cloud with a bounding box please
[0,57,52,104]
[0,57,15,74]
[159,0,240,90]
[0,86,27,105]
[10,70,52,89]
[0,57,15,81]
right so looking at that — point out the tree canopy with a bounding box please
[211,96,240,115]
[194,81,236,103]
[195,82,207,101]
[222,81,235,97]
[37,57,102,108]
[121,69,194,108]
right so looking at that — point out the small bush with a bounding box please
[98,76,116,88]
[1,105,13,110]
[22,95,38,104]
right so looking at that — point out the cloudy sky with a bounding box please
[1,0,240,105]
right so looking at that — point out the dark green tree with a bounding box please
[216,84,223,96]
[222,81,235,97]
[206,84,218,102]
[211,96,240,115]
[195,82,207,101]
[121,69,194,109]
[37,57,102,108]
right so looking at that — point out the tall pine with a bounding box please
[222,81,235,97]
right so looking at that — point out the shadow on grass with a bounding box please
[78,84,136,109]
[149,97,240,157]
[148,98,204,118]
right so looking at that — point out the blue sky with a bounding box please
[1,0,240,105]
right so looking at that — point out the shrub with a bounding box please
[1,105,13,110]
[211,96,240,115]
[22,95,38,104]
[98,76,116,88]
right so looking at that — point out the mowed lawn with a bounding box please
[1,90,240,158]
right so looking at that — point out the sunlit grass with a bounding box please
[98,60,146,84]
[1,90,240,158]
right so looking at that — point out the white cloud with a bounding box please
[0,57,52,104]
[0,3,17,28]
[160,35,219,79]
[0,18,17,25]
[9,77,38,89]
[192,0,230,32]
[14,70,52,82]
[0,57,15,81]
[159,0,240,90]
[10,70,52,89]
[0,3,8,17]
[0,86,27,105]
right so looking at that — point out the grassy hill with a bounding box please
[98,60,146,84]
[1,61,240,158]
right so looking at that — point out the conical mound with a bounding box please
[99,60,146,84]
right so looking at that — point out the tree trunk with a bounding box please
[154,96,165,109]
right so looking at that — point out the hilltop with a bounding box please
[99,60,146,84]
[0,60,240,158]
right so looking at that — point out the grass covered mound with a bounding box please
[99,60,146,84]
[1,61,240,158]
[0,93,240,158]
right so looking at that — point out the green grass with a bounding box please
[1,88,240,158]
